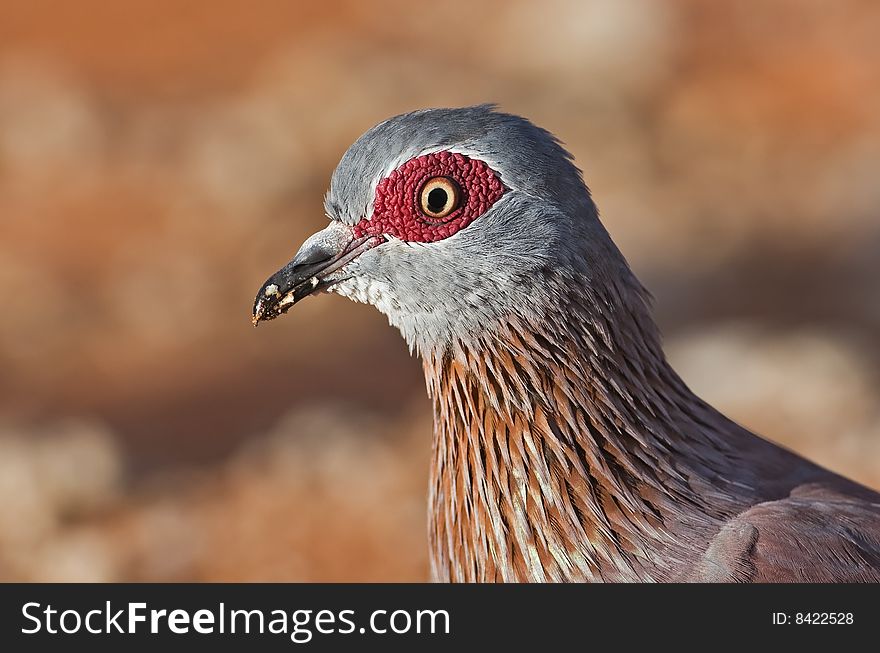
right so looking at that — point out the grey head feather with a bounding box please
[322,105,642,357]
[325,105,589,224]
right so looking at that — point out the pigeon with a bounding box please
[253,106,880,582]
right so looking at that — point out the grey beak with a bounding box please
[252,221,380,326]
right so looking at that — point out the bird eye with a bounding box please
[419,177,461,222]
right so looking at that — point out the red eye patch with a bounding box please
[352,151,504,243]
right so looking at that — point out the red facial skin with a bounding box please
[353,151,505,243]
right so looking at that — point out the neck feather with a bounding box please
[422,270,765,582]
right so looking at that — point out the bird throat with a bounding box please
[421,279,744,582]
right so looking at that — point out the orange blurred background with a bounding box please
[0,0,878,581]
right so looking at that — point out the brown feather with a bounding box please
[423,270,880,582]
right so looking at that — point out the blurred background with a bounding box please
[0,0,878,581]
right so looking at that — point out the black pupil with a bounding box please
[426,187,449,213]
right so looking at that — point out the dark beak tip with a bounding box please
[251,294,264,325]
[252,277,285,326]
[251,284,296,327]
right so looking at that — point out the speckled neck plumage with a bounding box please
[422,268,792,582]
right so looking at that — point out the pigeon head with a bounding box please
[253,105,634,356]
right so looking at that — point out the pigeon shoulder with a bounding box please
[686,481,880,582]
